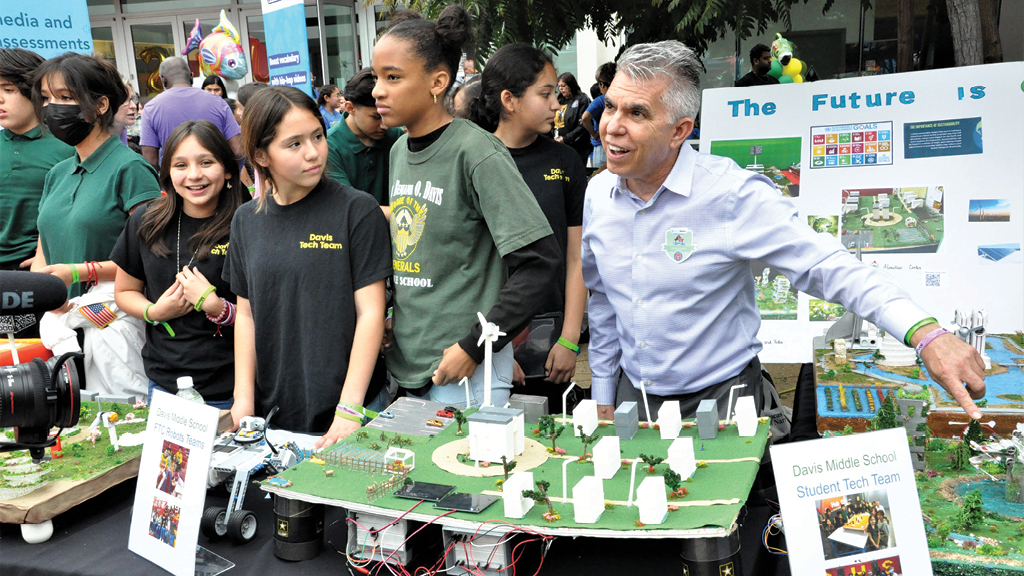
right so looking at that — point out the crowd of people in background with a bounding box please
[0,4,618,449]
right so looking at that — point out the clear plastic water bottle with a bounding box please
[175,376,205,404]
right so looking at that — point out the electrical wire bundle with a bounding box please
[762,513,787,555]
[333,500,554,576]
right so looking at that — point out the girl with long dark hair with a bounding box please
[112,120,246,408]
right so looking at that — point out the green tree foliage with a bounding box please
[954,489,985,531]
[872,391,899,430]
[577,425,601,460]
[549,425,565,452]
[663,470,682,492]
[639,453,665,472]
[522,480,556,516]
[964,420,984,454]
[383,0,864,60]
[453,409,467,436]
[951,441,972,471]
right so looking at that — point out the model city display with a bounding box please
[263,313,770,533]
[814,309,1024,572]
[0,400,149,502]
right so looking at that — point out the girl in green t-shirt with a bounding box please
[466,44,589,410]
[374,6,559,408]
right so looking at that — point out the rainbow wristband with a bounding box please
[557,337,580,355]
[195,286,217,312]
[915,327,950,357]
[904,317,938,346]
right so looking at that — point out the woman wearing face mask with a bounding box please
[31,53,162,300]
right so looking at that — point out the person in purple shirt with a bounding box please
[140,57,242,168]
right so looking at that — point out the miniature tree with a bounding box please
[663,470,682,492]
[825,369,836,380]
[549,425,565,452]
[355,430,368,442]
[955,489,985,531]
[872,349,885,362]
[453,409,467,436]
[537,415,555,438]
[872,392,898,430]
[964,420,984,454]
[842,362,852,373]
[577,425,601,461]
[522,480,557,519]
[936,521,952,541]
[842,424,854,436]
[501,455,517,481]
[951,442,972,471]
[639,453,665,473]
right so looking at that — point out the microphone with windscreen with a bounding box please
[1,271,69,333]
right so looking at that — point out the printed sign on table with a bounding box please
[128,392,219,576]
[771,428,931,575]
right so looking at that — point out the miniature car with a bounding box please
[379,410,395,419]
[436,409,454,418]
[443,406,458,413]
[426,418,444,428]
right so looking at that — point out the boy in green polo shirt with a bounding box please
[325,68,403,212]
[0,48,74,272]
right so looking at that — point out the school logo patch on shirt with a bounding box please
[390,197,428,259]
[662,227,696,262]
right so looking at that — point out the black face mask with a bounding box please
[44,104,93,147]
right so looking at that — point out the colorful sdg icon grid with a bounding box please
[811,128,892,167]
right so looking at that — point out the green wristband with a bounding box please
[66,263,79,284]
[334,410,363,423]
[904,317,938,346]
[338,401,380,419]
[195,286,217,312]
[557,337,581,355]
[143,303,177,337]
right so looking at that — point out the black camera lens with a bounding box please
[0,354,81,430]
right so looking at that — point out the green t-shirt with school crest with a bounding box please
[385,118,553,388]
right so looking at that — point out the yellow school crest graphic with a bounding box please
[391,197,428,259]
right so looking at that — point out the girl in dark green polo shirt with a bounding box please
[31,53,161,299]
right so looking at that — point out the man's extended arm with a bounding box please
[730,175,985,418]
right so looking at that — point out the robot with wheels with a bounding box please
[201,407,301,543]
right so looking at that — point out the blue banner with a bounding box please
[0,1,92,58]
[260,0,313,98]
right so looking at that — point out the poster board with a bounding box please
[260,0,314,97]
[699,63,1024,362]
[128,392,218,576]
[771,428,931,575]
[0,1,93,59]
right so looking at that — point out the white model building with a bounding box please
[592,435,621,480]
[872,202,880,220]
[635,476,668,525]
[879,194,890,208]
[656,400,682,439]
[467,406,525,463]
[906,217,917,227]
[666,437,696,480]
[734,396,758,437]
[572,476,605,524]
[876,332,917,367]
[760,268,770,287]
[954,309,991,370]
[881,206,890,220]
[573,399,598,437]
[772,276,791,303]
[502,472,535,519]
[833,338,848,364]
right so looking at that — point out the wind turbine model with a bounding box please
[476,311,505,408]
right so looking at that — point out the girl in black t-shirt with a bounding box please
[467,44,589,409]
[227,87,391,448]
[112,120,246,408]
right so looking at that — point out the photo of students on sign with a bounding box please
[817,490,896,560]
[155,440,190,499]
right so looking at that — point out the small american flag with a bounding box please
[79,303,117,329]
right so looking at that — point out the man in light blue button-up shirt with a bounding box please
[582,41,986,424]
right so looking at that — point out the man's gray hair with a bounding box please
[616,40,701,122]
[159,57,191,85]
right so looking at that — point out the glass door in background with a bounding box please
[321,0,359,85]
[124,20,177,100]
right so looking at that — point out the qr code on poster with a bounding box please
[925,272,943,288]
